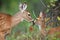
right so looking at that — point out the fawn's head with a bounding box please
[34,12,45,25]
[19,2,33,22]
[34,12,46,30]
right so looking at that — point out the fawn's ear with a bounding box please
[39,12,43,18]
[19,2,27,12]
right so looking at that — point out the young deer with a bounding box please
[34,12,46,35]
[34,12,60,39]
[34,12,46,40]
[0,2,33,40]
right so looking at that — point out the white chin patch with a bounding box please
[24,19,29,22]
[21,18,24,21]
[38,25,41,30]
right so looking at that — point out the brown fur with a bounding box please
[0,13,12,40]
[48,26,60,36]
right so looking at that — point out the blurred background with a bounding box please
[0,0,60,40]
[0,0,47,16]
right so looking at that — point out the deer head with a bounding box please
[19,2,33,22]
[34,12,46,30]
[12,2,33,26]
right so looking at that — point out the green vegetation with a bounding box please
[0,0,60,40]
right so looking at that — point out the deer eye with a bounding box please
[28,14,30,16]
[28,13,30,16]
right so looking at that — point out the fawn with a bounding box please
[0,2,33,40]
[34,11,60,40]
[34,12,46,40]
[34,12,46,35]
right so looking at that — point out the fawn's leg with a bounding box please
[4,29,11,38]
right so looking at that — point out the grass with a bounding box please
[5,23,60,40]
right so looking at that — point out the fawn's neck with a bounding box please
[11,11,24,27]
[41,18,46,29]
[38,22,46,30]
[38,23,47,37]
[38,25,42,30]
[39,20,47,36]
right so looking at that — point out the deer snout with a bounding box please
[30,19,36,26]
[33,19,40,25]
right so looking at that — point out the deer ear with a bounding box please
[19,2,27,12]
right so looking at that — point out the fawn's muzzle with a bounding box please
[31,20,35,26]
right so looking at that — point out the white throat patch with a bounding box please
[38,25,41,30]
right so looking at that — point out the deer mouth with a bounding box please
[30,20,35,26]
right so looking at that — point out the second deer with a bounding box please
[34,11,60,40]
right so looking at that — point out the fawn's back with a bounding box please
[0,13,11,32]
[48,26,60,35]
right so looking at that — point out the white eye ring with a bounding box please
[28,13,30,16]
[28,13,30,14]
